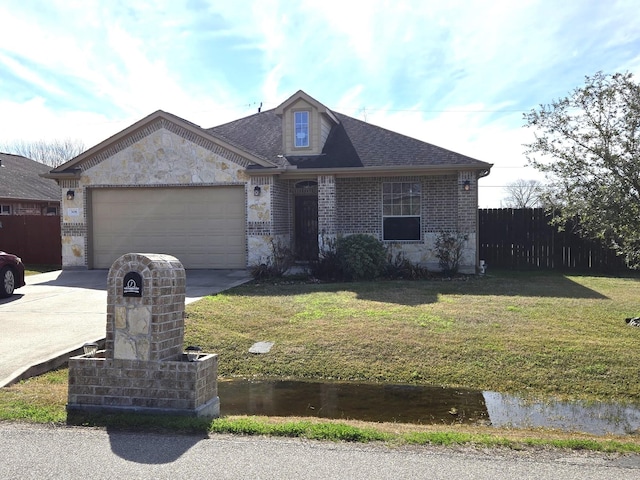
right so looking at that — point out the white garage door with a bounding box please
[91,187,245,269]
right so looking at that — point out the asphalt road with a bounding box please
[2,423,639,479]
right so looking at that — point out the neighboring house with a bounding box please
[0,153,60,216]
[44,90,492,272]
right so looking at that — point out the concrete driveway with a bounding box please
[0,269,251,387]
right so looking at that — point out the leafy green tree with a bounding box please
[524,71,640,268]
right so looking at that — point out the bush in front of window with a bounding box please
[384,250,430,280]
[337,234,388,281]
[433,231,467,276]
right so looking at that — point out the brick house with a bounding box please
[0,153,60,216]
[44,90,492,272]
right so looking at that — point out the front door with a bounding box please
[295,196,318,261]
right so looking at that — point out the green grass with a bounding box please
[3,270,640,452]
[0,369,67,423]
[24,265,60,276]
[186,271,640,401]
[209,417,389,442]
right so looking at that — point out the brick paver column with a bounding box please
[317,175,337,250]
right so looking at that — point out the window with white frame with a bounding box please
[294,111,310,148]
[0,205,10,215]
[382,182,421,240]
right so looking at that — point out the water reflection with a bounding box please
[484,392,640,435]
[219,379,640,435]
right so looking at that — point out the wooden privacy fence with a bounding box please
[0,215,61,265]
[479,208,628,271]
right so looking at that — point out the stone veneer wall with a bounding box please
[59,123,251,269]
[246,175,293,266]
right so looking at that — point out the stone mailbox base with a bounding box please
[67,253,220,419]
[67,352,219,418]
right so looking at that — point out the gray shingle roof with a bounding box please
[0,153,61,201]
[207,108,490,171]
[206,110,282,162]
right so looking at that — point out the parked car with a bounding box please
[0,251,25,297]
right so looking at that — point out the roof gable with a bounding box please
[46,110,277,180]
[274,90,339,124]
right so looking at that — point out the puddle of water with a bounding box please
[218,379,640,436]
[484,392,640,435]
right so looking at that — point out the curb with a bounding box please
[0,338,105,388]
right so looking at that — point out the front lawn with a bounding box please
[186,270,640,402]
[3,270,640,451]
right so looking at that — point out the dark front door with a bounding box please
[295,196,318,261]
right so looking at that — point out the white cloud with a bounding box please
[0,0,639,206]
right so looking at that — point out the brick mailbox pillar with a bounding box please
[67,253,219,418]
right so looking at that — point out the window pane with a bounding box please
[383,217,420,240]
[383,182,422,219]
[294,111,309,147]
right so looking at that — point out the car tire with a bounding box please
[0,266,15,298]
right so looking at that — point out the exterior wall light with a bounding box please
[254,186,261,196]
[463,180,471,191]
[186,345,202,362]
[66,190,75,200]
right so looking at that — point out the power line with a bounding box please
[352,108,525,114]
[478,185,543,188]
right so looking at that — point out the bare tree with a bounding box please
[0,138,85,167]
[501,179,544,208]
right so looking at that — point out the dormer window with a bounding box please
[294,111,310,148]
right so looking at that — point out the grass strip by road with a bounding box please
[2,371,639,454]
[2,270,640,452]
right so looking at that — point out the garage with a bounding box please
[90,186,246,269]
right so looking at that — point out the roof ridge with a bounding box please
[205,107,277,131]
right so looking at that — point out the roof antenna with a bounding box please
[258,102,262,113]
[360,106,368,122]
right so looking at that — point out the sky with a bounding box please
[1,0,639,207]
